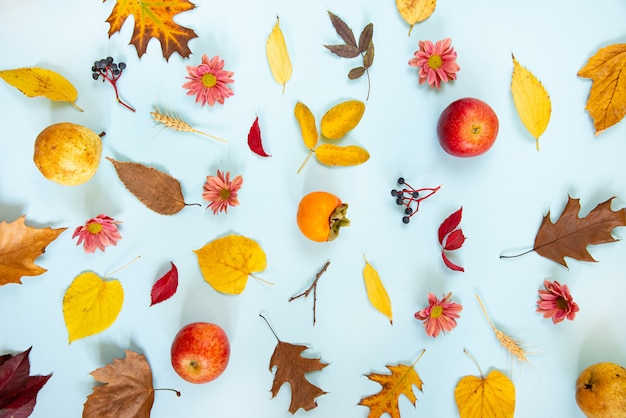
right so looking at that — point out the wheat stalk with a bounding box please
[150,108,228,143]
[475,294,528,362]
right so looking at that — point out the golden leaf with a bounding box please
[194,234,267,294]
[314,143,370,167]
[63,271,124,343]
[0,67,82,111]
[294,102,318,149]
[362,256,392,324]
[395,0,437,36]
[577,43,626,135]
[455,370,516,418]
[266,17,292,94]
[511,55,551,150]
[320,100,365,139]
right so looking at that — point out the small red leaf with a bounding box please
[438,207,462,245]
[442,252,464,272]
[444,229,465,251]
[0,347,31,399]
[150,262,178,306]
[247,116,271,157]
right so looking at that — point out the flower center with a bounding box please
[430,305,444,319]
[556,297,569,310]
[428,55,443,70]
[202,73,217,88]
[87,222,103,234]
[219,188,231,201]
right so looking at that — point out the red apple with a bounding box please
[437,97,499,157]
[170,322,230,384]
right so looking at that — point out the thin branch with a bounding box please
[289,261,331,325]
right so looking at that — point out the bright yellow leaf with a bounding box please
[395,0,437,36]
[266,17,292,94]
[511,55,551,150]
[362,257,392,324]
[314,143,370,167]
[194,234,267,294]
[455,370,516,418]
[63,271,124,344]
[294,102,318,149]
[320,100,365,139]
[0,67,82,111]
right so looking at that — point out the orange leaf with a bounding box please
[0,216,66,286]
[104,0,198,61]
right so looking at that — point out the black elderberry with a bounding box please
[402,216,410,224]
[397,177,405,185]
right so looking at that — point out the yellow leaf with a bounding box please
[320,100,365,139]
[395,0,437,36]
[455,369,516,418]
[294,102,318,149]
[266,17,292,94]
[511,55,551,150]
[314,143,370,167]
[362,257,392,324]
[0,67,82,111]
[194,234,267,294]
[577,43,626,135]
[63,271,124,344]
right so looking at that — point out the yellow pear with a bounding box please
[576,362,626,418]
[34,122,102,186]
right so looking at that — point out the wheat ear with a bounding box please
[150,109,228,143]
[475,294,528,362]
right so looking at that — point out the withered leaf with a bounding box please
[326,11,357,47]
[324,44,361,59]
[364,41,375,68]
[107,157,189,215]
[358,23,373,53]
[349,67,366,80]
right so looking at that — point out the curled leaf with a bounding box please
[363,257,392,324]
[0,67,82,111]
[396,0,437,36]
[248,115,270,157]
[314,144,370,167]
[266,17,292,94]
[150,262,178,306]
[294,102,318,149]
[320,100,366,139]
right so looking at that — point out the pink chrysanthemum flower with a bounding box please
[408,38,460,89]
[537,280,579,324]
[414,292,462,337]
[72,214,122,253]
[202,170,243,214]
[183,54,234,106]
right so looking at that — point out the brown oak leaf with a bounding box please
[0,216,66,286]
[104,0,198,61]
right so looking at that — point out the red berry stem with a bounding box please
[101,68,135,112]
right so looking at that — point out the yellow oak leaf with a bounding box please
[578,43,626,135]
[266,17,292,94]
[511,55,551,150]
[194,234,267,294]
[63,271,124,343]
[320,100,365,139]
[314,144,370,167]
[0,67,82,111]
[395,0,437,36]
[455,369,515,418]
[362,257,392,324]
[104,0,198,61]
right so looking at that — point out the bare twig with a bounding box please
[289,261,331,325]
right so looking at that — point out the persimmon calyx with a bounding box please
[328,203,350,241]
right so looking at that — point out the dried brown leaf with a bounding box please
[358,23,373,53]
[324,44,360,59]
[326,11,357,47]
[348,67,366,80]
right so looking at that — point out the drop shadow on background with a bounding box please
[577,323,626,371]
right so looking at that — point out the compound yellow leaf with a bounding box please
[320,100,365,139]
[295,102,318,149]
[0,67,82,111]
[363,257,392,324]
[455,369,515,418]
[396,0,437,36]
[511,55,551,150]
[194,234,267,294]
[266,17,292,94]
[63,271,124,344]
[314,143,369,167]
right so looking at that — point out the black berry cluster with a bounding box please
[91,57,134,112]
[390,177,441,224]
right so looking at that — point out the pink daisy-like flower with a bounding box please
[537,280,579,324]
[408,38,460,89]
[202,170,243,214]
[72,214,122,253]
[414,292,462,337]
[183,54,234,106]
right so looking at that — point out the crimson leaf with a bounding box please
[438,207,465,272]
[150,262,179,306]
[247,115,270,157]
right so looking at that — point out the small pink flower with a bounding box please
[183,54,234,106]
[72,214,122,253]
[202,170,243,214]
[537,280,579,324]
[414,292,462,337]
[408,38,460,89]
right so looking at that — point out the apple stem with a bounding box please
[154,388,182,397]
[259,313,281,342]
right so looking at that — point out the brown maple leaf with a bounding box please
[104,0,198,61]
[0,215,66,286]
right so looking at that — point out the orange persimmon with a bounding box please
[296,191,350,242]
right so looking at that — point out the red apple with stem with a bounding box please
[170,322,230,384]
[437,97,499,157]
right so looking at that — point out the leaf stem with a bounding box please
[411,348,426,368]
[499,247,535,259]
[259,312,281,342]
[105,254,143,278]
[250,273,274,286]
[297,149,314,174]
[462,348,484,378]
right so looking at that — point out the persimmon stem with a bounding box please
[499,248,535,259]
[297,149,314,174]
[105,254,143,278]
[289,261,331,325]
[154,388,181,397]
[259,313,281,342]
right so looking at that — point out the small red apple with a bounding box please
[170,322,230,384]
[437,97,499,157]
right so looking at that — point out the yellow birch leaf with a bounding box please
[194,234,267,295]
[63,271,124,344]
[266,17,292,94]
[511,55,551,150]
[577,43,626,135]
[314,143,370,167]
[455,370,515,418]
[320,100,366,139]
[295,102,318,149]
[362,256,392,324]
[0,67,82,111]
[396,0,437,36]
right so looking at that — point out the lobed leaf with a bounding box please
[359,362,423,418]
